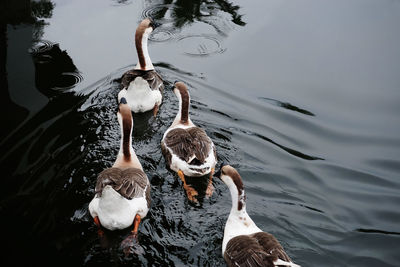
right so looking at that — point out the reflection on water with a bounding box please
[0,0,56,139]
[1,0,400,266]
[177,35,225,56]
[142,0,245,56]
[142,0,245,28]
[31,40,83,95]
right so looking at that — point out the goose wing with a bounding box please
[121,69,164,92]
[224,233,292,267]
[224,235,276,267]
[187,127,213,163]
[162,127,212,164]
[252,232,292,264]
[95,168,150,202]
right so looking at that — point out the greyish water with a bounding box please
[1,0,400,266]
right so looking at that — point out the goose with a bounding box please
[89,97,151,242]
[161,82,217,203]
[216,165,300,267]
[118,18,164,116]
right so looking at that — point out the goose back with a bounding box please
[224,232,292,267]
[95,167,150,207]
[121,69,164,93]
[162,127,213,165]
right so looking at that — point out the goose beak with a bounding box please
[119,97,128,105]
[153,21,161,29]
[170,80,179,90]
[149,19,161,29]
[214,161,225,178]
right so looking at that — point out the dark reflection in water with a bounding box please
[143,0,245,28]
[30,41,83,95]
[0,0,55,139]
[0,25,29,139]
[111,0,133,6]
[142,0,245,56]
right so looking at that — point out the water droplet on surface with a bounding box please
[149,29,173,42]
[177,35,225,56]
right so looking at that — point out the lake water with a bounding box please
[1,0,400,266]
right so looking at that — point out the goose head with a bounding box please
[172,81,189,99]
[137,17,159,37]
[216,165,246,212]
[117,97,133,127]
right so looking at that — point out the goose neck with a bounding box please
[135,29,154,70]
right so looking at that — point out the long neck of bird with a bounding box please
[119,115,134,161]
[173,91,190,125]
[135,29,154,71]
[224,179,246,216]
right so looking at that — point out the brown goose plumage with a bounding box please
[120,69,164,94]
[95,167,151,207]
[224,232,292,267]
[161,127,215,166]
[160,82,217,202]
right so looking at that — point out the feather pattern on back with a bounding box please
[162,127,212,165]
[224,232,292,267]
[95,167,150,207]
[121,69,164,93]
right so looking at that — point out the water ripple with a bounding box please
[356,228,400,236]
[29,40,56,54]
[3,60,400,266]
[177,35,225,56]
[259,97,315,116]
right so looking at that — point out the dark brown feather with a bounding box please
[161,141,172,168]
[120,69,164,93]
[95,167,150,203]
[120,106,132,160]
[162,127,212,165]
[224,232,292,267]
[145,184,151,208]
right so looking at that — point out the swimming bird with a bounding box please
[216,165,300,267]
[89,97,151,242]
[118,18,164,116]
[161,82,217,203]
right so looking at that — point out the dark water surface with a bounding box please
[1,0,400,266]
